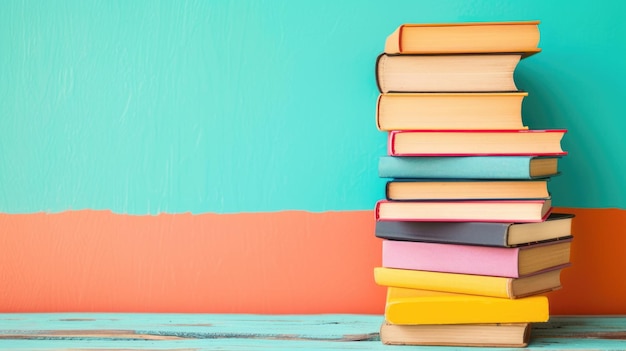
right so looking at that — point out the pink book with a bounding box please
[382,238,572,278]
[375,199,552,223]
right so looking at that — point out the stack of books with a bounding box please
[372,21,574,347]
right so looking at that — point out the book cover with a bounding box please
[375,213,574,247]
[378,155,560,179]
[375,199,553,223]
[376,92,528,131]
[385,287,549,325]
[384,20,541,55]
[388,129,567,156]
[374,266,567,299]
[381,237,572,278]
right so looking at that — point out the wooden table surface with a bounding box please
[1,313,625,350]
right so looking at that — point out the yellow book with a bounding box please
[374,266,564,299]
[385,287,549,325]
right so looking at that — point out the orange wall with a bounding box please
[1,207,623,314]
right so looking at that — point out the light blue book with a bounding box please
[379,156,560,179]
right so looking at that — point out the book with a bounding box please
[376,53,523,93]
[384,21,540,55]
[381,237,572,278]
[378,155,560,179]
[376,92,528,131]
[388,129,567,156]
[375,198,553,223]
[384,287,549,325]
[374,266,567,299]
[375,213,574,247]
[385,179,550,201]
[379,321,531,347]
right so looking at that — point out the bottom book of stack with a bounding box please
[380,287,549,347]
[380,321,532,347]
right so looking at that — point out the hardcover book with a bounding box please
[375,213,574,247]
[384,21,541,55]
[374,266,567,299]
[384,287,549,325]
[381,237,572,278]
[380,321,531,347]
[375,198,553,223]
[376,92,528,131]
[376,53,524,93]
[378,155,560,179]
[385,179,550,201]
[388,129,567,156]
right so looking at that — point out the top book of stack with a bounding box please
[384,21,541,55]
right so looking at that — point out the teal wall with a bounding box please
[1,0,624,214]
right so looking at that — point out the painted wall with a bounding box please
[1,0,625,313]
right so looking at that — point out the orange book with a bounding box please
[375,53,523,93]
[376,92,528,131]
[384,21,540,55]
[385,178,550,201]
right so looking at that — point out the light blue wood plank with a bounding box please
[1,314,626,350]
[0,313,382,340]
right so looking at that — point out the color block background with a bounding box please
[1,0,625,313]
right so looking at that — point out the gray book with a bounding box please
[375,213,574,247]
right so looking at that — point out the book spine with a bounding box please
[375,54,385,93]
[375,94,383,130]
[387,131,397,155]
[383,181,392,201]
[383,25,403,54]
[397,24,405,52]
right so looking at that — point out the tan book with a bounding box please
[376,92,528,131]
[376,53,524,93]
[380,321,531,347]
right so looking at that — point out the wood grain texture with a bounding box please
[0,208,624,314]
[1,314,626,350]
